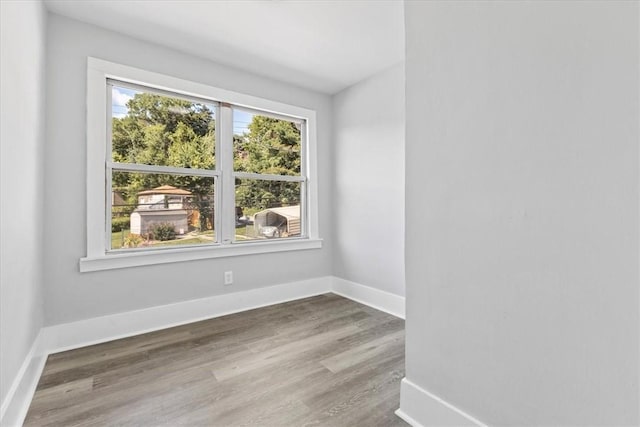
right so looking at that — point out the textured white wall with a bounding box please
[44,14,333,325]
[404,1,639,425]
[0,0,47,406]
[332,63,405,297]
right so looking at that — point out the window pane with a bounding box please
[233,110,301,176]
[111,171,215,250]
[111,84,216,169]
[235,179,302,241]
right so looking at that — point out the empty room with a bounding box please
[1,1,638,426]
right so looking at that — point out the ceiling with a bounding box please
[44,0,405,94]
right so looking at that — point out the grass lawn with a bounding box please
[111,226,267,248]
[235,224,260,240]
[111,229,131,249]
[111,229,215,249]
[154,236,213,247]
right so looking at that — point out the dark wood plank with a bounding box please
[24,294,407,426]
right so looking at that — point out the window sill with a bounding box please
[79,238,323,272]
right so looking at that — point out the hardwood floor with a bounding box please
[24,294,407,426]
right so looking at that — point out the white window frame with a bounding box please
[80,57,321,272]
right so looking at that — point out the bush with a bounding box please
[150,223,176,241]
[123,233,143,248]
[111,216,130,232]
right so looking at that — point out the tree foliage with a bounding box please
[111,91,301,225]
[234,116,300,175]
[234,116,301,212]
[111,93,216,227]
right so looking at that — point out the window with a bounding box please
[109,83,218,251]
[81,58,320,272]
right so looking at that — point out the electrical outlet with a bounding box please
[224,271,233,285]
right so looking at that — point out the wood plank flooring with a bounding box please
[24,294,407,426]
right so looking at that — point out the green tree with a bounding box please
[112,93,302,225]
[111,92,216,228]
[234,116,301,212]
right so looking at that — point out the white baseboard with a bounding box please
[0,331,47,427]
[39,276,332,355]
[1,275,405,426]
[395,408,426,427]
[331,276,405,319]
[397,378,487,427]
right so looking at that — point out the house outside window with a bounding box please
[81,58,321,272]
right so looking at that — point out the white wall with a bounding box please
[332,63,405,297]
[0,0,47,407]
[44,14,333,325]
[403,1,638,426]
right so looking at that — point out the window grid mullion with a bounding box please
[105,84,114,251]
[300,120,308,238]
[219,103,236,244]
[232,172,305,183]
[108,162,219,177]
[214,104,222,244]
